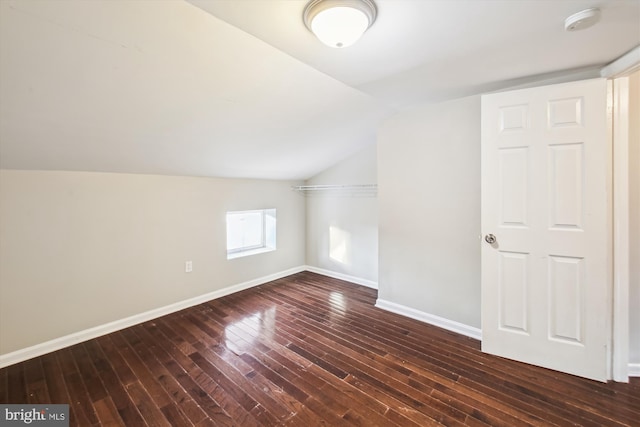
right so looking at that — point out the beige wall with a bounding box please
[378,96,481,328]
[305,146,378,283]
[629,70,640,365]
[0,170,305,355]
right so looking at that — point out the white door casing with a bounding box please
[481,78,610,382]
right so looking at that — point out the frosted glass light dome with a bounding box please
[304,0,377,48]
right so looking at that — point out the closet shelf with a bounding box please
[292,184,378,193]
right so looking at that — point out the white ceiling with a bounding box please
[0,0,638,180]
[190,0,640,107]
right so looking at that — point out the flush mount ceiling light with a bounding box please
[303,0,377,48]
[564,8,601,31]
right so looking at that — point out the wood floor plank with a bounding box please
[93,396,126,426]
[0,364,8,403]
[282,327,469,425]
[56,346,99,425]
[6,362,27,403]
[149,316,277,426]
[95,335,138,387]
[40,353,72,405]
[201,292,415,426]
[70,344,108,404]
[126,381,170,427]
[147,322,264,426]
[234,282,528,424]
[270,276,623,426]
[125,325,209,425]
[120,327,222,426]
[356,317,634,423]
[82,339,146,426]
[24,358,51,404]
[1,271,638,426]
[154,318,283,424]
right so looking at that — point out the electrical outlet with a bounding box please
[185,260,193,273]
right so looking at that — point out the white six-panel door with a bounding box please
[481,79,610,382]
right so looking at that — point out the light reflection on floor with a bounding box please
[329,291,346,316]
[224,306,276,354]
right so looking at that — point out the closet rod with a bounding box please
[291,184,377,191]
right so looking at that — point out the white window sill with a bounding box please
[227,246,275,260]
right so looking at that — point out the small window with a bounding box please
[226,209,276,259]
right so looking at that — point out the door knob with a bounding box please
[485,234,497,244]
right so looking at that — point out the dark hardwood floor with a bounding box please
[1,271,639,426]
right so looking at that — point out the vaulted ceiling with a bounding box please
[1,0,638,180]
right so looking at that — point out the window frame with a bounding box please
[226,208,276,259]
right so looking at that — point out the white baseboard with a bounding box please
[0,266,305,369]
[629,363,640,377]
[375,298,482,341]
[304,265,378,289]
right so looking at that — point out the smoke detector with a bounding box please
[564,8,601,32]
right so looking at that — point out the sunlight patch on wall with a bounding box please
[329,225,350,265]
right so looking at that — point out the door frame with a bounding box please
[602,46,640,382]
